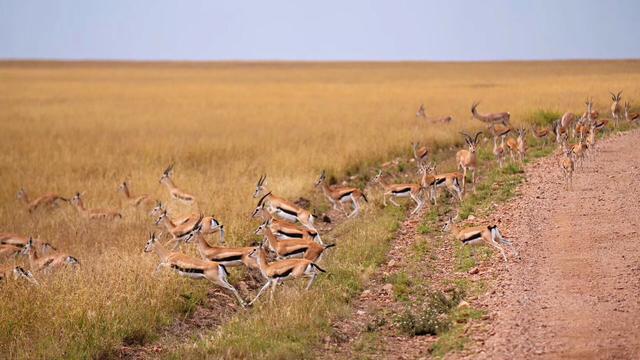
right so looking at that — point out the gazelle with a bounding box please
[314,170,367,218]
[247,246,326,306]
[471,102,510,126]
[581,99,599,123]
[417,163,463,204]
[16,188,67,213]
[159,164,197,205]
[624,102,639,123]
[531,125,550,145]
[155,211,214,249]
[492,134,507,168]
[0,264,39,285]
[21,237,80,273]
[443,216,518,262]
[252,205,322,244]
[416,104,426,118]
[256,220,334,262]
[188,224,258,271]
[571,139,588,169]
[552,119,568,145]
[456,132,482,192]
[149,201,198,227]
[117,181,155,209]
[610,90,623,126]
[586,124,598,152]
[155,206,225,244]
[70,192,122,221]
[253,175,316,230]
[560,112,576,139]
[412,142,429,166]
[488,123,511,141]
[559,149,574,190]
[371,170,425,215]
[144,232,246,307]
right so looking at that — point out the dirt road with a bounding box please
[466,130,640,359]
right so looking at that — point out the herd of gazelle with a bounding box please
[2,94,635,308]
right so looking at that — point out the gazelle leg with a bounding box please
[388,195,400,207]
[249,280,272,306]
[349,198,360,218]
[305,273,318,290]
[487,239,508,262]
[215,273,246,307]
[269,279,278,302]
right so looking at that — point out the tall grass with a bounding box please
[1,60,639,357]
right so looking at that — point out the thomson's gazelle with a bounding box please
[314,170,367,218]
[256,220,334,262]
[16,188,68,213]
[456,132,482,192]
[253,175,316,230]
[159,164,197,205]
[443,217,518,262]
[371,170,425,215]
[70,192,122,221]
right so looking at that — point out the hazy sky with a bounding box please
[1,0,639,61]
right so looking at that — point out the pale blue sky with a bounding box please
[1,0,639,61]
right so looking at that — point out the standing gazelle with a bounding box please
[471,102,511,126]
[371,170,425,215]
[253,175,316,230]
[16,188,68,213]
[456,132,482,192]
[417,163,463,204]
[314,170,367,218]
[144,232,246,307]
[559,149,575,191]
[247,246,326,306]
[610,90,623,127]
[159,164,197,206]
[70,192,122,221]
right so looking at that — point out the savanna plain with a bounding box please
[1,60,639,359]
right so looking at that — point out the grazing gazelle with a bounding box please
[624,102,639,123]
[412,142,429,166]
[159,164,197,206]
[70,192,122,221]
[117,181,155,209]
[456,132,482,192]
[253,175,316,230]
[252,205,322,244]
[559,149,575,190]
[610,90,623,126]
[471,102,510,126]
[0,264,39,285]
[144,232,246,307]
[371,170,426,215]
[417,163,463,204]
[256,220,334,262]
[314,170,367,218]
[247,246,326,306]
[443,216,518,262]
[16,188,67,213]
[21,237,80,273]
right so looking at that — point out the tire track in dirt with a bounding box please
[461,130,640,359]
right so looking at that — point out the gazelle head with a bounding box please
[20,237,36,256]
[470,101,480,115]
[253,174,267,198]
[154,209,169,226]
[117,181,129,193]
[517,128,527,138]
[610,90,623,103]
[442,216,454,232]
[417,162,435,176]
[40,242,57,255]
[144,232,159,253]
[159,164,174,184]
[70,192,84,206]
[149,201,165,217]
[254,219,273,235]
[371,170,383,184]
[460,131,482,153]
[16,188,27,202]
[251,202,267,219]
[314,170,327,187]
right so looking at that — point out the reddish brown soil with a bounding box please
[460,131,640,359]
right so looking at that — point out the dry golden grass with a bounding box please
[1,60,639,358]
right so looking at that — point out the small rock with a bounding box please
[382,283,394,292]
[457,300,470,309]
[388,259,396,267]
[467,215,476,220]
[361,289,371,296]
[468,267,480,275]
[357,310,366,316]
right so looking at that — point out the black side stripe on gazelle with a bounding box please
[461,231,483,244]
[435,177,447,185]
[273,268,294,278]
[213,254,243,262]
[283,247,309,257]
[171,265,205,274]
[391,187,412,194]
[42,258,55,269]
[277,230,304,239]
[338,191,354,200]
[277,207,298,216]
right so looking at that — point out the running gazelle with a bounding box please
[253,175,316,230]
[371,170,426,215]
[314,170,368,218]
[159,164,197,205]
[70,192,122,221]
[16,188,68,213]
[118,181,155,209]
[443,216,518,262]
[417,162,463,204]
[256,220,335,262]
